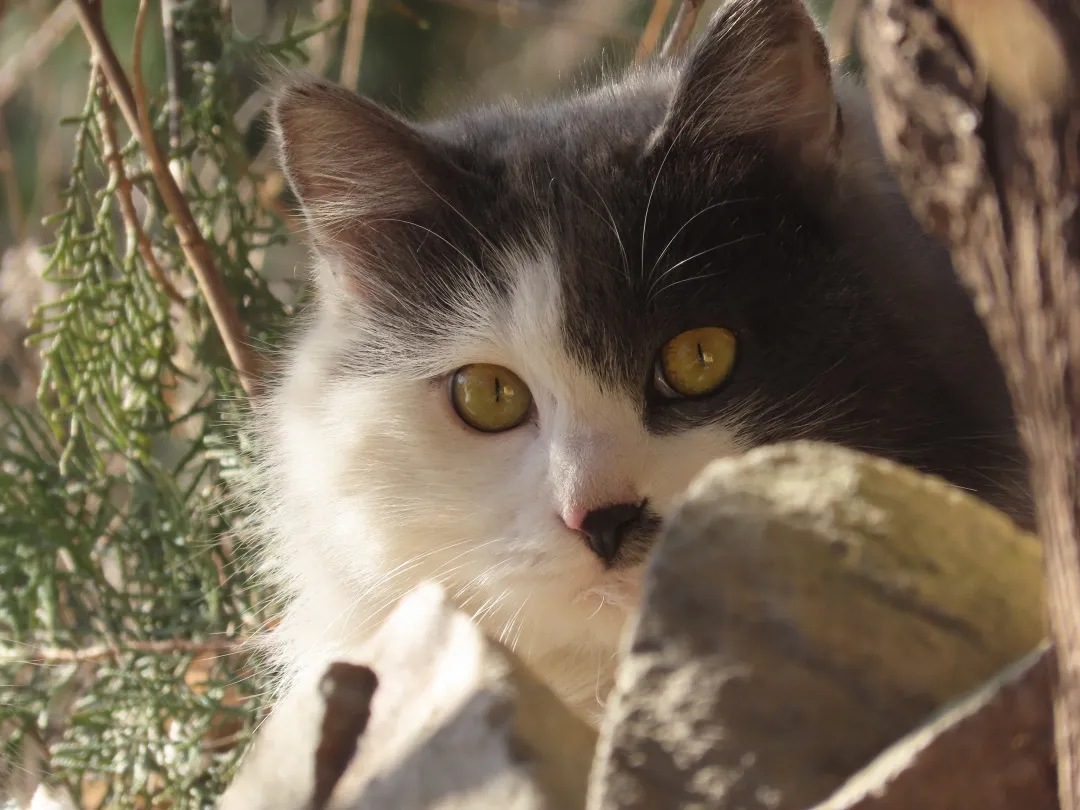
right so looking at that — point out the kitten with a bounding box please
[247,0,1031,723]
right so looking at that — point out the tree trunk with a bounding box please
[858,0,1080,806]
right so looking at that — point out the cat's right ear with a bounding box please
[654,0,840,175]
[272,78,451,264]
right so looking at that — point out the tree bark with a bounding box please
[858,0,1080,806]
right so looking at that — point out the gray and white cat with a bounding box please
[247,0,1031,722]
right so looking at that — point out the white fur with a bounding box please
[248,245,747,723]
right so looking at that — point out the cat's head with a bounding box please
[260,0,894,692]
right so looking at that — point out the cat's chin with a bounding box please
[509,567,645,721]
[576,566,645,614]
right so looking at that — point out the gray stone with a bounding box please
[219,583,597,810]
[588,441,1045,810]
[811,645,1055,810]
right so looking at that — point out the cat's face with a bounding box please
[278,248,756,657]
[263,0,882,699]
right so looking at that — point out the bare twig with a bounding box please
[256,170,299,230]
[309,663,379,810]
[660,0,705,59]
[71,0,261,396]
[234,0,344,232]
[826,0,860,63]
[2,637,245,664]
[161,0,185,189]
[636,0,673,62]
[0,110,24,240]
[340,0,370,90]
[933,0,1071,114]
[312,0,345,66]
[160,0,182,152]
[94,70,185,306]
[233,0,344,137]
[0,239,51,403]
[0,0,77,109]
[238,0,635,150]
[433,0,638,39]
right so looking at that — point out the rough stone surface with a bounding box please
[588,441,1045,810]
[812,645,1055,810]
[218,583,597,810]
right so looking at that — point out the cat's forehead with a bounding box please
[410,82,819,398]
[322,77,840,421]
[427,74,677,173]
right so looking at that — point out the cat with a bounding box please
[245,0,1031,724]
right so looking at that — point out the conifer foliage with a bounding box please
[0,4,341,807]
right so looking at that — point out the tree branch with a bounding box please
[859,0,1080,806]
[434,0,639,39]
[72,0,262,397]
[660,0,704,59]
[340,0,369,90]
[0,0,77,110]
[933,0,1070,114]
[93,68,185,306]
[309,663,379,810]
[160,0,185,190]
[0,110,24,241]
[635,0,673,62]
[826,0,860,63]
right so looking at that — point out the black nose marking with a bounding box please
[580,501,645,565]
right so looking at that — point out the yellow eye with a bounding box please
[450,364,533,432]
[655,327,737,398]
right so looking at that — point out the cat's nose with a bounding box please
[578,502,644,565]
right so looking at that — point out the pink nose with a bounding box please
[563,507,588,532]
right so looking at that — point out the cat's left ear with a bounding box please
[656,0,840,173]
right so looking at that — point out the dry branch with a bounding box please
[435,0,639,39]
[635,0,673,61]
[933,0,1070,114]
[0,0,77,109]
[160,0,183,155]
[340,0,370,90]
[0,110,24,240]
[660,0,705,59]
[94,68,185,306]
[71,0,262,396]
[826,0,859,62]
[309,663,379,810]
[858,0,1080,806]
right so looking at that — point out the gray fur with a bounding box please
[254,0,1032,717]
[271,3,1029,526]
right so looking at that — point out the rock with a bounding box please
[588,441,1045,810]
[219,582,597,810]
[811,644,1055,810]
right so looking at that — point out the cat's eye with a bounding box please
[450,363,533,432]
[654,327,737,398]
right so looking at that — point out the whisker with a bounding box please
[647,233,766,303]
[647,197,762,282]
